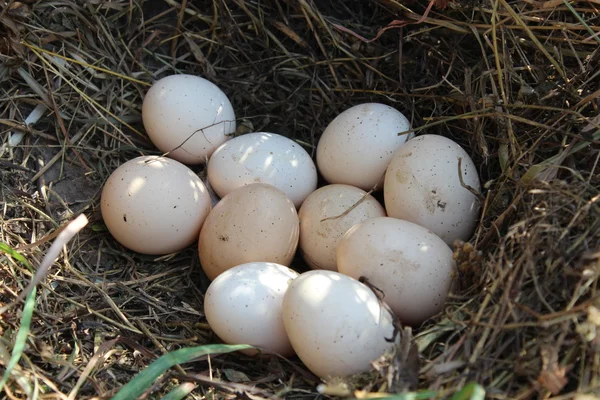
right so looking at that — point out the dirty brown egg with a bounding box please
[384,134,481,245]
[337,217,456,326]
[100,156,212,255]
[282,270,397,378]
[198,183,300,280]
[298,184,386,271]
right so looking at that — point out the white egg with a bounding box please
[142,74,236,165]
[100,156,212,255]
[298,184,386,271]
[282,270,396,379]
[384,134,481,245]
[207,132,318,207]
[316,103,411,191]
[204,262,299,356]
[337,217,455,326]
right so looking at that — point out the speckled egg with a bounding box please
[198,183,300,280]
[337,217,455,326]
[282,270,397,378]
[316,103,411,191]
[383,134,481,245]
[204,262,299,356]
[207,132,318,207]
[101,156,212,255]
[298,184,386,271]
[142,74,236,164]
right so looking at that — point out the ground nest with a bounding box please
[1,0,599,399]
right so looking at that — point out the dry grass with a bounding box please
[1,0,599,398]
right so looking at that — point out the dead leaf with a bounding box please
[273,21,308,48]
[576,88,600,108]
[537,345,568,395]
[521,147,569,184]
[183,33,216,79]
[371,326,420,392]
[7,2,31,19]
[223,368,250,383]
[581,114,600,134]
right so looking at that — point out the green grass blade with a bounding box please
[451,382,485,400]
[0,244,36,393]
[562,0,600,44]
[0,286,37,393]
[111,344,252,400]
[0,242,32,270]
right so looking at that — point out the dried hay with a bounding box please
[1,0,599,399]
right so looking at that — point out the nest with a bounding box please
[1,0,599,399]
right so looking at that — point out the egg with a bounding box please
[282,270,396,379]
[298,184,386,271]
[316,103,411,191]
[207,132,318,207]
[198,183,299,280]
[100,156,212,255]
[337,217,455,326]
[204,262,299,356]
[142,74,236,165]
[383,134,481,245]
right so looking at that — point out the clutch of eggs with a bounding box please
[100,76,486,380]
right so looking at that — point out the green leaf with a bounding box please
[0,242,32,270]
[0,286,37,393]
[90,223,107,232]
[111,344,252,400]
[451,382,485,400]
[0,243,36,393]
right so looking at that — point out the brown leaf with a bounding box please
[7,2,31,19]
[273,21,308,48]
[537,346,568,395]
[434,0,451,9]
[371,326,420,392]
[183,33,216,79]
[223,368,250,383]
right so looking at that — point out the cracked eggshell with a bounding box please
[383,134,481,245]
[101,156,212,255]
[298,184,386,271]
[337,217,455,326]
[207,132,318,208]
[316,103,411,191]
[204,262,299,356]
[198,183,299,280]
[142,74,236,165]
[282,270,396,379]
